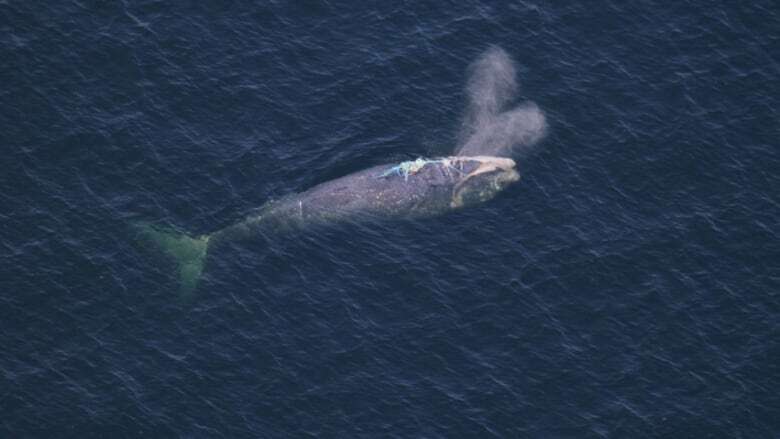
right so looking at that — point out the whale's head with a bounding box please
[450,156,520,209]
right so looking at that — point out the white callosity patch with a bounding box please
[456,46,547,158]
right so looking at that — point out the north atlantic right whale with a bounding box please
[136,46,546,296]
[137,155,520,295]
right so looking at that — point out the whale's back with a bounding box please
[296,161,466,221]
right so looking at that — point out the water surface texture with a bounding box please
[2,1,779,437]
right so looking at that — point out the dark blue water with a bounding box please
[2,1,779,437]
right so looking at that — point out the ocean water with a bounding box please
[2,1,779,437]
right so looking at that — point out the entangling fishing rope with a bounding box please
[379,158,464,181]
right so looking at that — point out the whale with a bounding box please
[137,46,546,296]
[137,155,520,295]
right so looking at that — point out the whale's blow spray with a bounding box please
[456,47,547,158]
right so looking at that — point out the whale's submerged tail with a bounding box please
[135,223,210,297]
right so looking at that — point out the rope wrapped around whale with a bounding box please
[378,157,464,181]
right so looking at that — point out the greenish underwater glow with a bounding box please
[135,223,210,297]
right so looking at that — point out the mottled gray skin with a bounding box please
[210,156,518,246]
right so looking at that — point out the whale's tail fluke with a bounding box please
[134,223,210,297]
